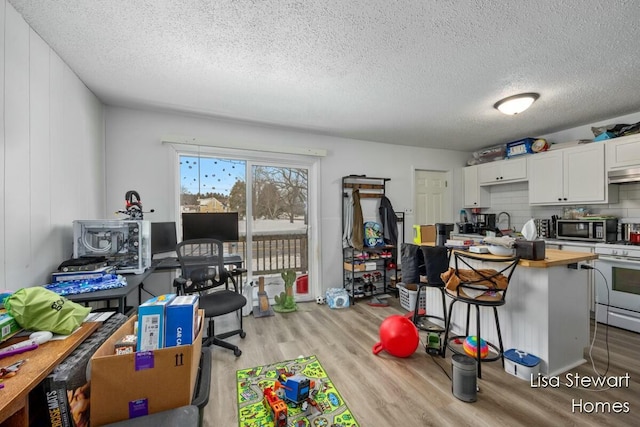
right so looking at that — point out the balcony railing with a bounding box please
[226,231,308,275]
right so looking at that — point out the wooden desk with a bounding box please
[0,322,100,426]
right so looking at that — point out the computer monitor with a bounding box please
[151,222,178,255]
[181,212,240,242]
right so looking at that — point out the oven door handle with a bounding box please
[596,255,640,265]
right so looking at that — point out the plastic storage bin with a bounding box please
[397,283,426,312]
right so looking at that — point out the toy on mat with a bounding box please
[463,336,489,359]
[277,374,316,405]
[263,386,288,427]
[372,314,419,358]
[253,276,274,318]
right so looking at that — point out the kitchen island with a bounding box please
[423,249,597,376]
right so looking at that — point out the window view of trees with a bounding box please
[179,156,245,213]
[180,155,307,224]
[252,166,307,223]
[179,154,309,276]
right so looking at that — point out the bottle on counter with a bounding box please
[460,209,468,224]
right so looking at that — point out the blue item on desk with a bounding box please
[45,275,128,296]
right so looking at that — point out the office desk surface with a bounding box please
[66,271,151,304]
[0,322,100,426]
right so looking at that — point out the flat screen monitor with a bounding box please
[181,212,240,242]
[151,222,178,255]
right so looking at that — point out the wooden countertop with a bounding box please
[454,248,597,268]
[0,321,100,425]
[520,249,597,267]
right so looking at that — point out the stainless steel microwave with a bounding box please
[555,219,617,242]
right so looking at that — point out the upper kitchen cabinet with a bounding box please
[478,157,528,185]
[606,133,640,171]
[464,165,490,208]
[529,143,618,205]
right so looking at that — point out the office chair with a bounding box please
[441,251,519,378]
[173,238,247,357]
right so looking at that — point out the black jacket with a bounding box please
[379,196,398,245]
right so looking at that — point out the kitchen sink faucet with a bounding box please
[497,212,511,231]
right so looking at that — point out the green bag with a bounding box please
[4,287,91,335]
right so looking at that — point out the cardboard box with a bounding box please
[34,313,129,427]
[413,225,436,244]
[343,261,365,272]
[136,294,176,351]
[90,311,204,426]
[165,295,199,347]
[0,310,21,342]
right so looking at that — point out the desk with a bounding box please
[67,268,154,315]
[67,257,246,313]
[0,322,100,426]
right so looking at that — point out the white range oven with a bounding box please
[594,243,640,333]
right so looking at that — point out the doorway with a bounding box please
[414,170,452,225]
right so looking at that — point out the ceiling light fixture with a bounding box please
[494,92,540,115]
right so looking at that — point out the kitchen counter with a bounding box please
[542,239,598,249]
[452,233,600,249]
[423,249,594,376]
[467,248,597,267]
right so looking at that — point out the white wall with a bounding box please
[104,106,470,294]
[0,1,105,291]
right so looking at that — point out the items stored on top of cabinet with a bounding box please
[342,175,399,302]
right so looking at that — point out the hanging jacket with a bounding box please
[342,191,354,248]
[352,189,364,250]
[379,195,399,245]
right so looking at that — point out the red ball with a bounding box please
[372,315,419,358]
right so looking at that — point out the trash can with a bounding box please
[296,274,309,293]
[435,223,454,246]
[451,354,477,402]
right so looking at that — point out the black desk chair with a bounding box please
[173,239,247,357]
[411,246,451,334]
[441,251,519,378]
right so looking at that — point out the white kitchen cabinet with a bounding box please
[606,133,640,170]
[528,143,617,205]
[478,157,527,185]
[463,165,490,208]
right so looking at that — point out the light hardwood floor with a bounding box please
[203,298,639,426]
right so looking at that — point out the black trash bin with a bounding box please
[435,223,454,246]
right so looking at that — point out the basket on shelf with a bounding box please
[396,283,426,312]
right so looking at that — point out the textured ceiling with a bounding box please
[8,0,640,152]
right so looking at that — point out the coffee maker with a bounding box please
[474,213,496,235]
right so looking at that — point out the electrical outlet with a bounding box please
[405,208,413,214]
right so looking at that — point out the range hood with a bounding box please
[608,168,640,184]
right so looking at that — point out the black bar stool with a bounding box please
[441,251,519,378]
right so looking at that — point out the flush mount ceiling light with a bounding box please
[494,92,540,115]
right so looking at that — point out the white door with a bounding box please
[414,170,452,225]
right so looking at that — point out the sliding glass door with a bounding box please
[178,149,316,302]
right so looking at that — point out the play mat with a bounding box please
[236,355,359,427]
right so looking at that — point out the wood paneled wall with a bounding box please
[1,1,105,291]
